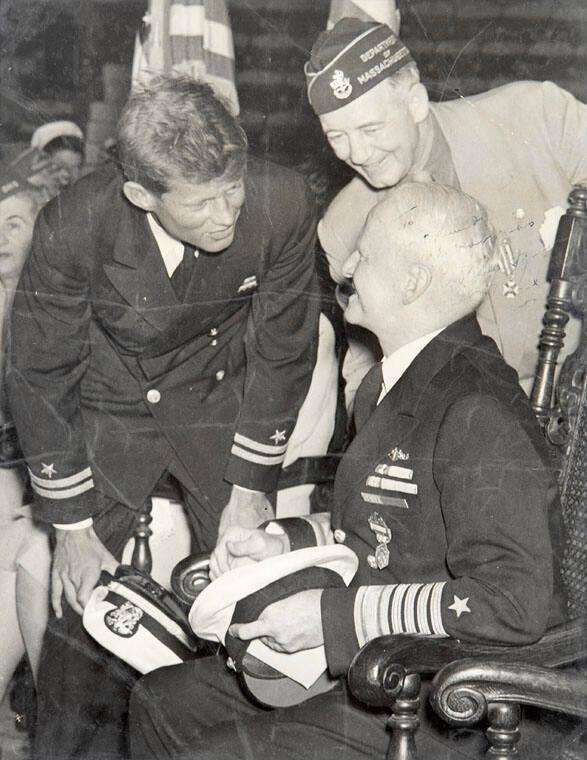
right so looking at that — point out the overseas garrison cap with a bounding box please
[305,17,414,115]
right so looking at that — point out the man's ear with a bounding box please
[123,181,158,212]
[407,82,429,125]
[402,264,431,305]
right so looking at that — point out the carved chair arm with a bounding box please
[347,616,587,708]
[430,659,587,728]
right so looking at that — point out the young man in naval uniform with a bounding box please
[306,17,587,405]
[7,74,320,759]
[130,183,566,760]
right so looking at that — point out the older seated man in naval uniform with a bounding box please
[130,182,566,760]
[307,17,587,407]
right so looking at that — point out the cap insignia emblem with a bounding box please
[330,69,352,100]
[104,601,143,637]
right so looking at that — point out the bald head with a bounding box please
[342,182,497,352]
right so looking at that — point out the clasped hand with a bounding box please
[210,526,325,653]
[228,588,324,653]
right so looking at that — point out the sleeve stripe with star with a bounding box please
[28,465,93,490]
[29,466,94,499]
[230,445,286,467]
[233,433,288,456]
[354,582,448,647]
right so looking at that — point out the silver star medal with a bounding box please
[367,512,392,570]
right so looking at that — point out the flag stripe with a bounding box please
[169,11,235,61]
[169,0,231,26]
[170,44,236,82]
[328,0,398,29]
[133,0,239,114]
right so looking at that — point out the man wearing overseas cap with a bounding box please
[307,16,587,408]
[130,183,566,760]
[7,74,320,759]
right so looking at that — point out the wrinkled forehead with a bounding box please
[319,79,396,132]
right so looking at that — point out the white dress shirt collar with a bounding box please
[377,328,444,405]
[146,213,188,278]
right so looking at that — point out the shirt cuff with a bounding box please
[53,518,94,530]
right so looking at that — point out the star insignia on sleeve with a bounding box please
[269,429,287,445]
[41,462,57,478]
[448,595,471,618]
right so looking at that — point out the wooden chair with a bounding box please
[346,185,587,759]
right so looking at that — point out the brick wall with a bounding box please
[228,0,586,175]
[3,0,584,181]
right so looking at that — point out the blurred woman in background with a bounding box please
[0,155,51,706]
[30,120,84,195]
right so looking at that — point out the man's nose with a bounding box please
[342,249,360,278]
[0,229,9,247]
[347,134,371,166]
[211,196,236,227]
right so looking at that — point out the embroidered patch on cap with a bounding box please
[104,601,143,638]
[305,19,413,115]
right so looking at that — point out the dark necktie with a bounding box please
[352,361,384,431]
[170,245,196,301]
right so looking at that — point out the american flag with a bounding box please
[327,0,400,32]
[132,0,239,115]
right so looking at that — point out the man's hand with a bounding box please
[52,527,118,618]
[228,589,324,653]
[210,525,287,580]
[217,486,274,539]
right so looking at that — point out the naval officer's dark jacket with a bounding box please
[269,315,566,675]
[7,157,320,526]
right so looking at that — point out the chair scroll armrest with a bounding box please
[347,617,587,708]
[347,635,498,707]
[430,660,587,727]
[171,553,211,606]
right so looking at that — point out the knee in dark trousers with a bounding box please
[34,604,139,760]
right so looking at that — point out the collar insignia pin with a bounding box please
[388,447,409,462]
